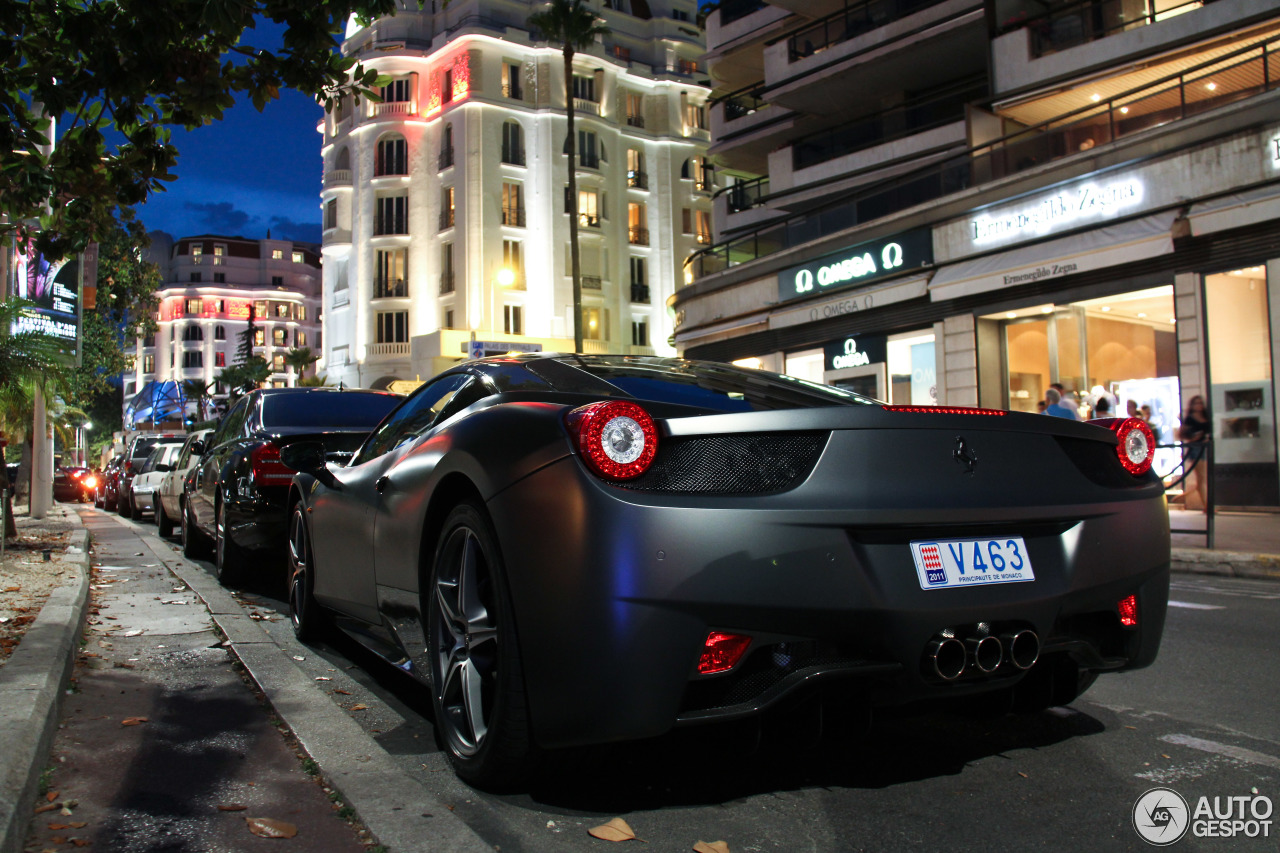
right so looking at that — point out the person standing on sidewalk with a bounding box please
[1180,395,1211,512]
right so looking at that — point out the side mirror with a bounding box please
[190,441,205,457]
[156,463,171,473]
[280,441,335,487]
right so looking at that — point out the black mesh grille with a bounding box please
[616,432,828,494]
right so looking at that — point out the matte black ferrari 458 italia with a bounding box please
[280,354,1170,788]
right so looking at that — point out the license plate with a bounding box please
[909,537,1035,589]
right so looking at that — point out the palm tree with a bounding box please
[283,346,319,383]
[527,0,609,353]
[180,378,213,423]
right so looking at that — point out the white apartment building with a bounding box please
[319,0,711,387]
[124,233,323,423]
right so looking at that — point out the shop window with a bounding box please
[886,332,936,405]
[785,349,824,383]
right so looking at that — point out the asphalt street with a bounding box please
[97,507,1280,852]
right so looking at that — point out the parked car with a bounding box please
[98,455,124,510]
[128,444,183,520]
[156,429,212,538]
[183,388,401,581]
[280,354,1172,788]
[117,433,185,518]
[53,466,96,502]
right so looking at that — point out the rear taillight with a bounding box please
[697,632,752,674]
[565,400,659,480]
[1117,594,1138,627]
[883,405,1007,415]
[250,443,296,486]
[1095,417,1155,476]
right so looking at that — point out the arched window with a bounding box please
[375,134,407,176]
[214,325,226,340]
[182,325,204,342]
[334,146,351,171]
[501,121,524,166]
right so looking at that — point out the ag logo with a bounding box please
[1133,787,1190,846]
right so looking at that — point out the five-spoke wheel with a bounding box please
[287,505,326,641]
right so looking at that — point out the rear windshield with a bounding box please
[131,436,181,460]
[260,392,401,429]
[526,356,875,413]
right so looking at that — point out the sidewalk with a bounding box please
[1169,509,1280,580]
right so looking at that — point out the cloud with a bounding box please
[268,215,321,244]
[184,201,257,235]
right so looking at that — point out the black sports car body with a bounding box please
[281,355,1170,787]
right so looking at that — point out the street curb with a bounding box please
[124,519,493,853]
[1171,548,1280,581]
[0,523,91,853]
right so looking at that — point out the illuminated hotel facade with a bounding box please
[319,0,711,387]
[679,0,1280,507]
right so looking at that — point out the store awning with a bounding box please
[927,211,1178,303]
[1187,182,1280,237]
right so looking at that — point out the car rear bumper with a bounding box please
[132,489,156,511]
[488,456,1170,749]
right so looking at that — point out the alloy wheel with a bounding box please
[432,526,499,757]
[287,509,309,632]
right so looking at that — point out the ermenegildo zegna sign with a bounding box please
[779,228,933,304]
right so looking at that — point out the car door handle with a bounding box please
[375,476,391,494]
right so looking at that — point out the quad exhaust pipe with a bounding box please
[922,628,1040,680]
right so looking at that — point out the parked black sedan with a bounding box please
[280,354,1170,789]
[183,387,402,584]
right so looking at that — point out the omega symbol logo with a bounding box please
[795,268,814,293]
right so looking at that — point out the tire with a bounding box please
[287,505,328,643]
[214,497,246,587]
[130,496,144,521]
[427,502,537,789]
[157,504,174,537]
[181,500,207,559]
[118,493,131,517]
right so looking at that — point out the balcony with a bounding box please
[630,283,650,303]
[627,170,648,189]
[371,101,414,117]
[373,214,408,237]
[439,272,456,294]
[582,339,612,354]
[502,207,526,227]
[324,169,353,189]
[724,176,770,213]
[578,213,601,229]
[788,0,953,61]
[578,154,601,170]
[374,278,409,299]
[574,97,600,115]
[439,209,455,231]
[502,82,523,100]
[368,342,411,358]
[438,147,455,170]
[626,114,645,128]
[628,227,650,245]
[581,275,603,291]
[1014,0,1206,59]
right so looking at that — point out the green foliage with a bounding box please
[1,0,405,260]
[297,373,331,387]
[284,346,319,378]
[218,356,271,399]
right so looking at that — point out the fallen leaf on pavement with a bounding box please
[218,804,248,812]
[122,630,142,637]
[588,818,640,842]
[693,843,730,853]
[314,677,331,681]
[33,804,58,814]
[50,837,66,844]
[333,689,351,695]
[46,791,59,802]
[69,822,87,829]
[5,586,20,592]
[48,824,69,831]
[121,717,148,726]
[71,839,91,847]
[1017,772,1029,778]
[292,655,305,661]
[245,817,298,838]
[349,703,367,710]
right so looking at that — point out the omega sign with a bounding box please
[824,334,887,372]
[779,228,932,305]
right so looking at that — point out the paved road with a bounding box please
[131,508,1280,852]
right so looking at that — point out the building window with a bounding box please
[215,351,226,367]
[631,319,648,347]
[144,333,155,347]
[625,92,644,127]
[142,354,155,374]
[682,156,713,191]
[182,325,204,342]
[271,275,284,287]
[273,328,287,346]
[672,8,690,21]
[375,248,409,298]
[272,249,284,260]
[572,74,596,102]
[185,298,203,314]
[189,272,202,283]
[272,354,285,371]
[501,182,524,227]
[253,329,265,346]
[684,102,707,131]
[376,310,409,344]
[213,244,225,262]
[296,332,307,347]
[443,68,454,105]
[439,124,454,170]
[576,189,601,227]
[504,304,523,335]
[584,306,607,341]
[439,187,455,230]
[254,300,267,318]
[440,243,455,293]
[182,351,203,369]
[501,121,525,166]
[382,77,412,103]
[276,302,290,318]
[627,149,646,189]
[502,239,522,285]
[325,199,338,230]
[611,44,631,62]
[291,251,304,264]
[630,257,649,303]
[215,325,226,340]
[190,244,203,262]
[502,62,522,100]
[375,193,409,235]
[444,309,454,329]
[628,202,648,245]
[689,208,712,243]
[578,130,600,169]
[376,134,408,176]
[213,272,225,283]
[297,305,306,321]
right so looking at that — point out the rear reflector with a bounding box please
[697,632,752,675]
[1117,594,1138,627]
[250,443,296,486]
[883,405,1006,416]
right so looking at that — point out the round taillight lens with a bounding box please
[1112,417,1155,476]
[565,400,659,480]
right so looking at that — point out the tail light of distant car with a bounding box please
[565,400,659,481]
[250,443,297,487]
[1117,593,1138,627]
[1093,417,1156,476]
